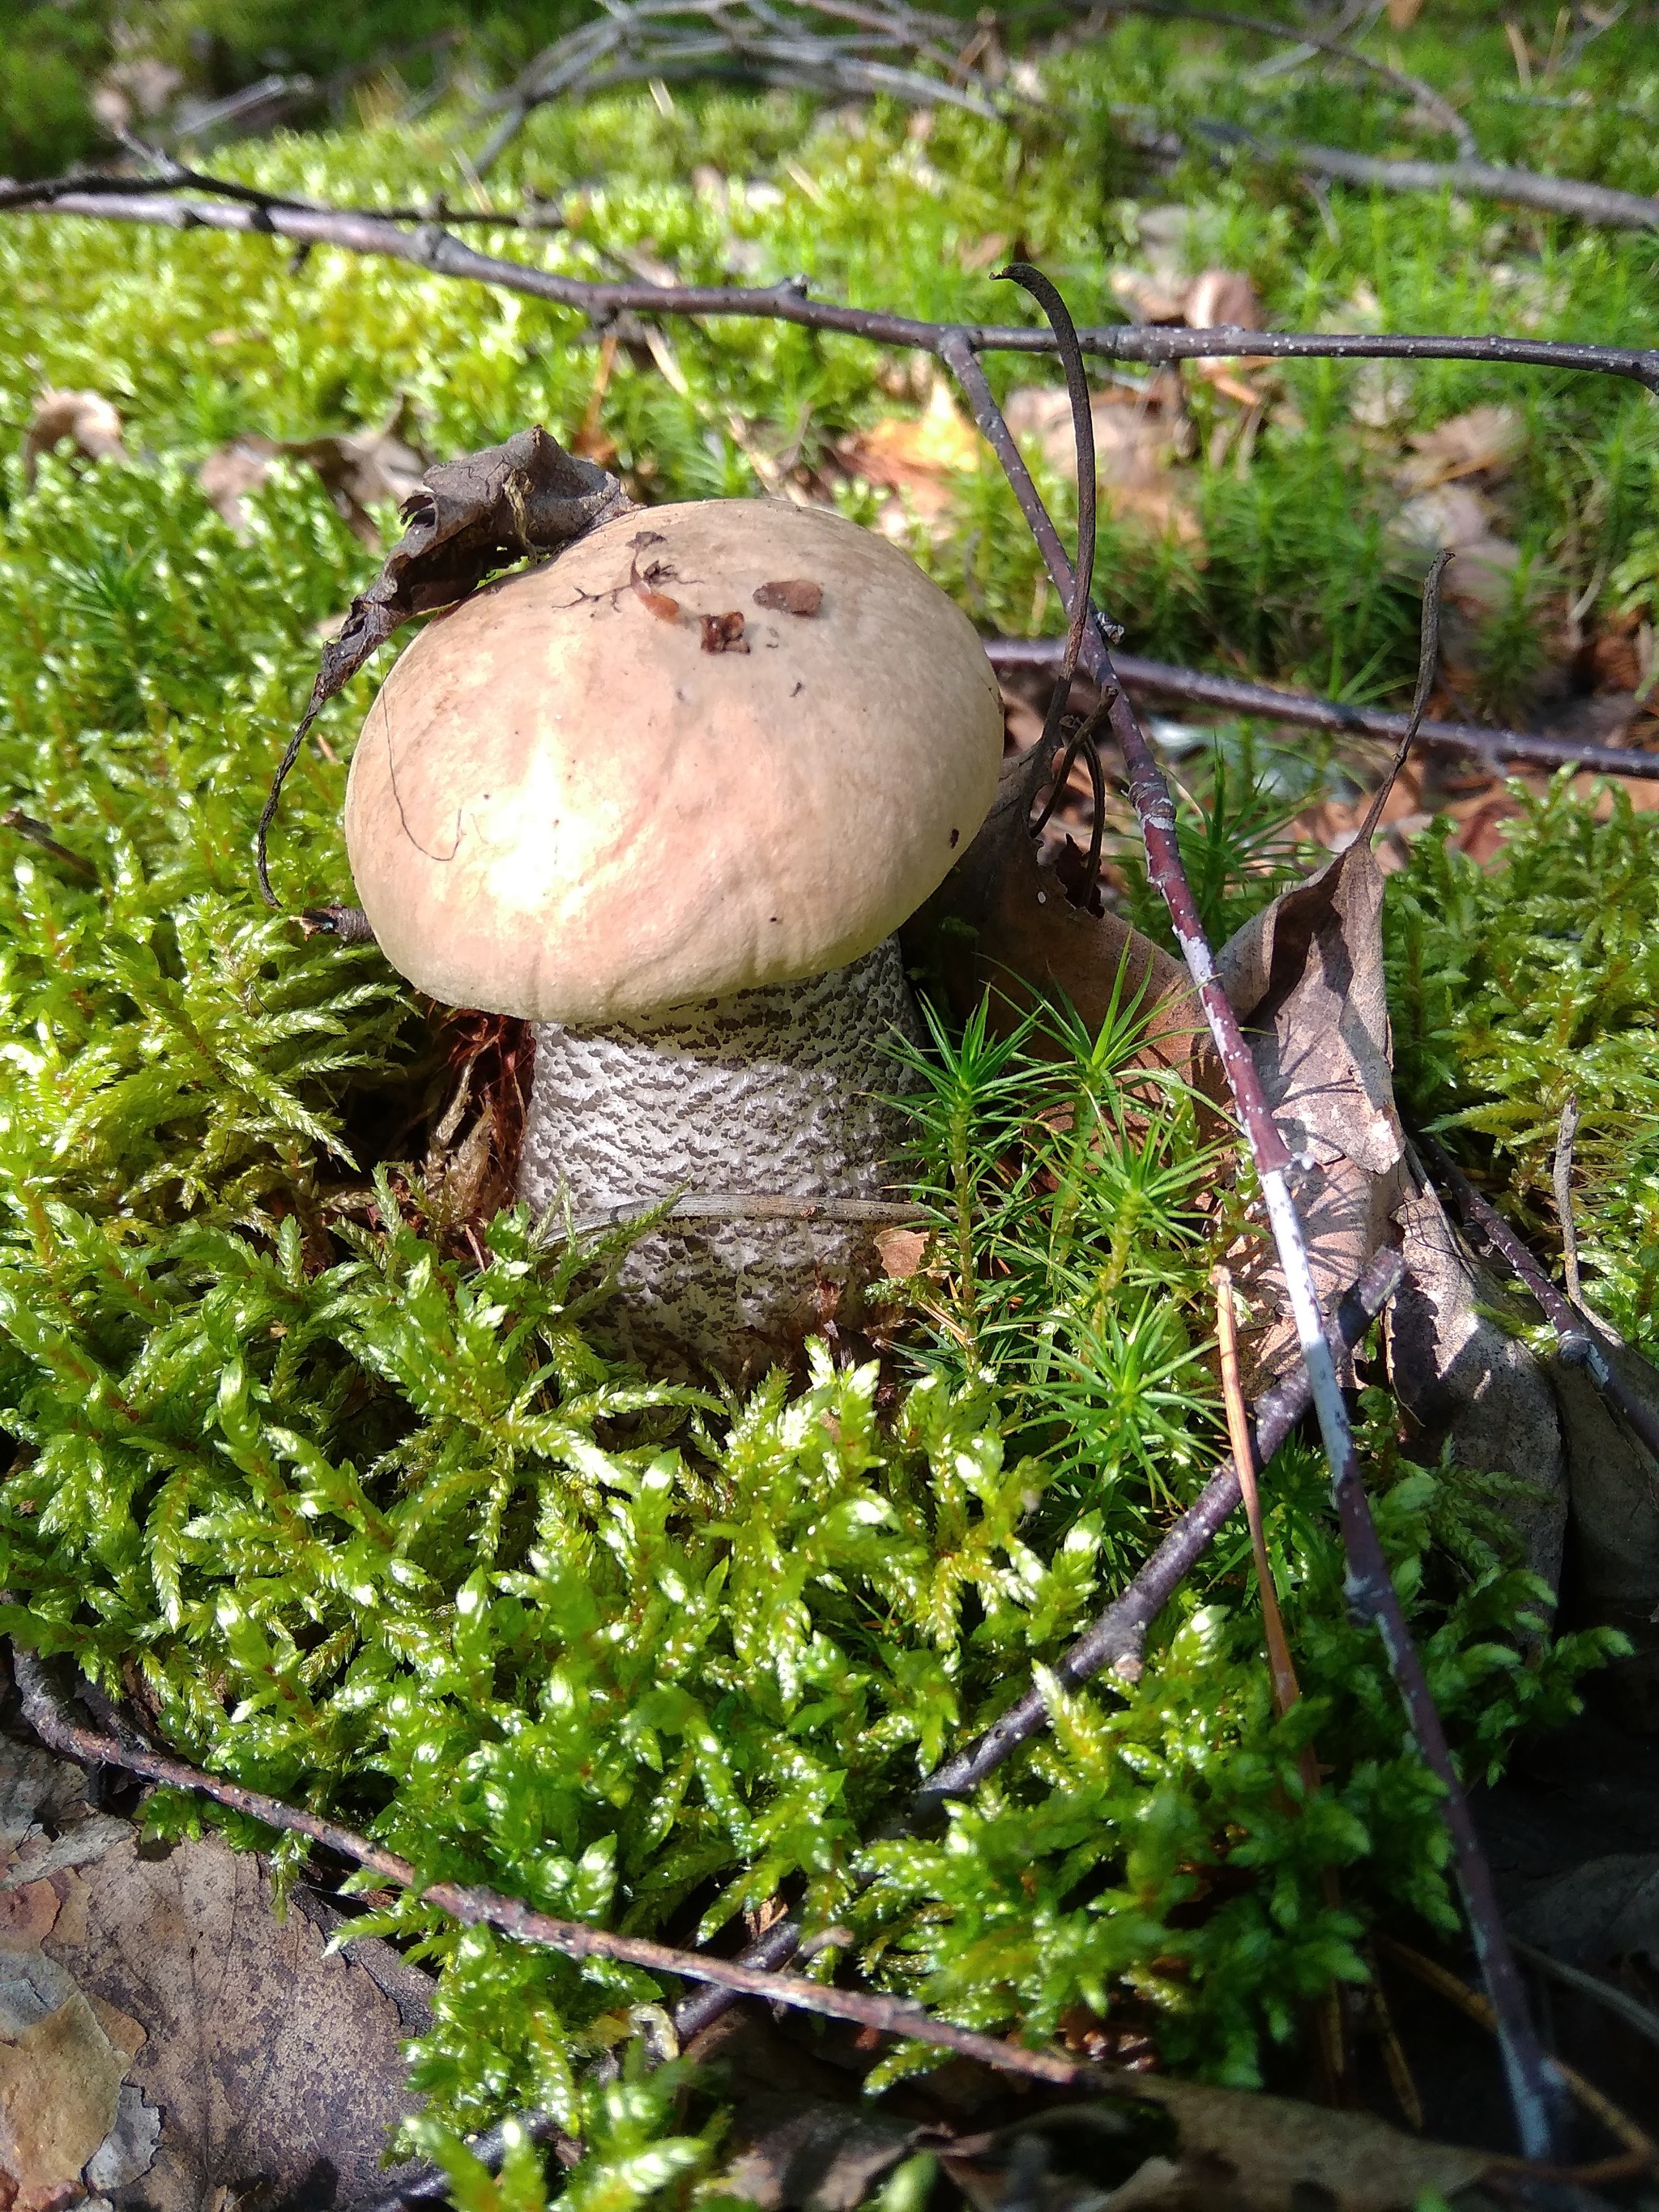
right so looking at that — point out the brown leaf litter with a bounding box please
[1004,379,1203,547]
[197,394,429,546]
[0,1725,429,2212]
[22,394,126,488]
[839,377,986,531]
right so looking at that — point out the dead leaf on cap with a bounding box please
[754,578,824,616]
[287,425,632,761]
[22,391,126,488]
[198,395,429,545]
[701,609,750,653]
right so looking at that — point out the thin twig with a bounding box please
[941,287,1562,2159]
[0,808,99,883]
[6,176,1659,391]
[1252,134,1659,235]
[567,1194,933,1233]
[1378,1937,1659,2166]
[9,1647,1082,2089]
[1510,1936,1659,2057]
[1213,1265,1301,1717]
[1420,1132,1659,1464]
[1553,1094,1581,1305]
[1098,0,1476,154]
[984,638,1659,784]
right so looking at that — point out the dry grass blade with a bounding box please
[1213,1265,1301,1720]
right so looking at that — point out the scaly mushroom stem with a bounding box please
[518,937,923,1379]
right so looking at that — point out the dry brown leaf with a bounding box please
[1386,1153,1568,1592]
[1108,269,1190,325]
[1214,842,1568,1583]
[1396,403,1524,492]
[900,748,1196,1063]
[873,1225,930,1279]
[1388,484,1520,619]
[1120,2079,1493,2212]
[0,1990,126,2212]
[723,2096,937,2210]
[1004,386,1201,545]
[45,1831,430,2212]
[1387,0,1427,24]
[198,397,429,545]
[840,379,983,522]
[1546,1330,1659,1726]
[22,391,126,488]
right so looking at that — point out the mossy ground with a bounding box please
[2,11,1658,2197]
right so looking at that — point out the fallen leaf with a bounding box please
[723,2096,938,2210]
[1108,269,1190,325]
[290,426,631,750]
[1214,841,1569,1583]
[1388,485,1520,619]
[841,379,984,521]
[901,747,1196,1064]
[198,397,429,546]
[1183,270,1260,333]
[45,1831,431,2212]
[0,1991,126,2212]
[1512,1849,1659,1968]
[873,1225,930,1279]
[22,392,125,488]
[1386,1150,1568,1592]
[1114,2078,1492,2212]
[1004,386,1201,544]
[753,578,824,616]
[1388,0,1427,24]
[701,609,750,653]
[1546,1328,1659,1726]
[1396,404,1524,492]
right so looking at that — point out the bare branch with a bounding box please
[5,176,1659,390]
[1265,137,1659,235]
[9,1646,1083,2089]
[986,639,1659,783]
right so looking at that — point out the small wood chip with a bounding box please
[753,578,824,616]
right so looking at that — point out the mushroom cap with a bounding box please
[343,500,1004,1024]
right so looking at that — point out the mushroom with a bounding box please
[344,498,1004,1378]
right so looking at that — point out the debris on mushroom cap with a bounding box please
[343,501,1004,1026]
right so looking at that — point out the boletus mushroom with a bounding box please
[344,497,1003,1378]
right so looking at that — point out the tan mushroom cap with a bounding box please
[343,500,1004,1025]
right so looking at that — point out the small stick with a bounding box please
[1552,1093,1581,1305]
[984,639,1659,784]
[6,177,1659,394]
[1377,1937,1658,2167]
[0,807,98,882]
[9,1648,1081,2090]
[1213,1266,1301,1718]
[1421,1132,1659,1464]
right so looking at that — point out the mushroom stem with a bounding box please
[518,937,923,1379]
